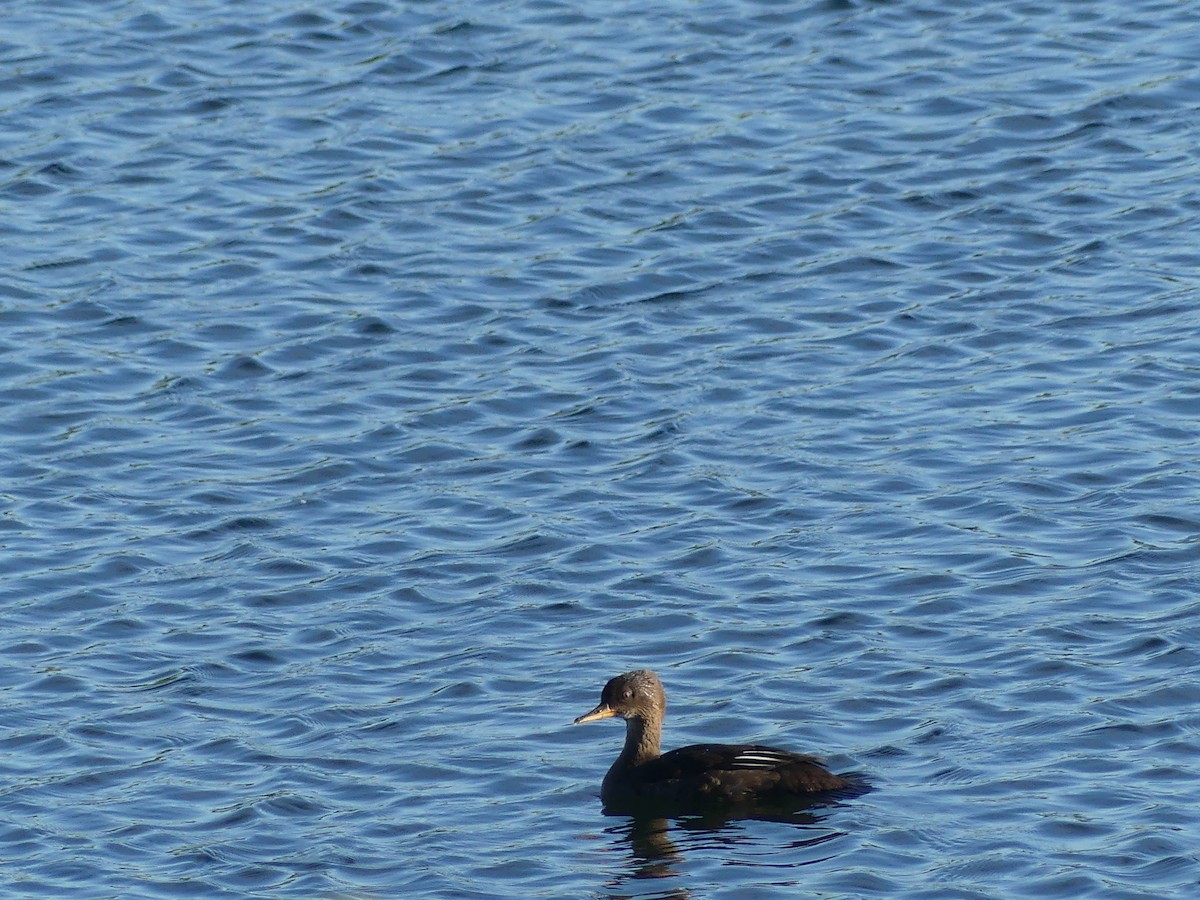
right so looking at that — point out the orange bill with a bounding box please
[573,703,616,724]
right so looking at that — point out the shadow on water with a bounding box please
[598,779,870,894]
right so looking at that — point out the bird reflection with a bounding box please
[600,794,857,896]
[620,816,681,882]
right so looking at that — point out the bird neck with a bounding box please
[619,712,662,767]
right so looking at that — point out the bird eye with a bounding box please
[621,689,633,701]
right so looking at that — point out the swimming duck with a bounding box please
[575,669,849,814]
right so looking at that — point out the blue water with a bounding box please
[3,0,1199,896]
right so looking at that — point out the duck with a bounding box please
[574,669,850,814]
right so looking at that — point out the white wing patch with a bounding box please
[731,750,787,769]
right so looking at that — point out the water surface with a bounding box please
[2,0,1199,896]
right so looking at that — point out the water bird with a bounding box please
[574,669,852,814]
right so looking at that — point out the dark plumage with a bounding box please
[574,669,849,814]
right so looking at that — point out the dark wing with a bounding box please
[639,743,847,794]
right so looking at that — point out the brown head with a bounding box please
[574,669,667,725]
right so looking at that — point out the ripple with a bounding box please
[1,0,1200,896]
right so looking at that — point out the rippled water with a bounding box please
[3,0,1199,896]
